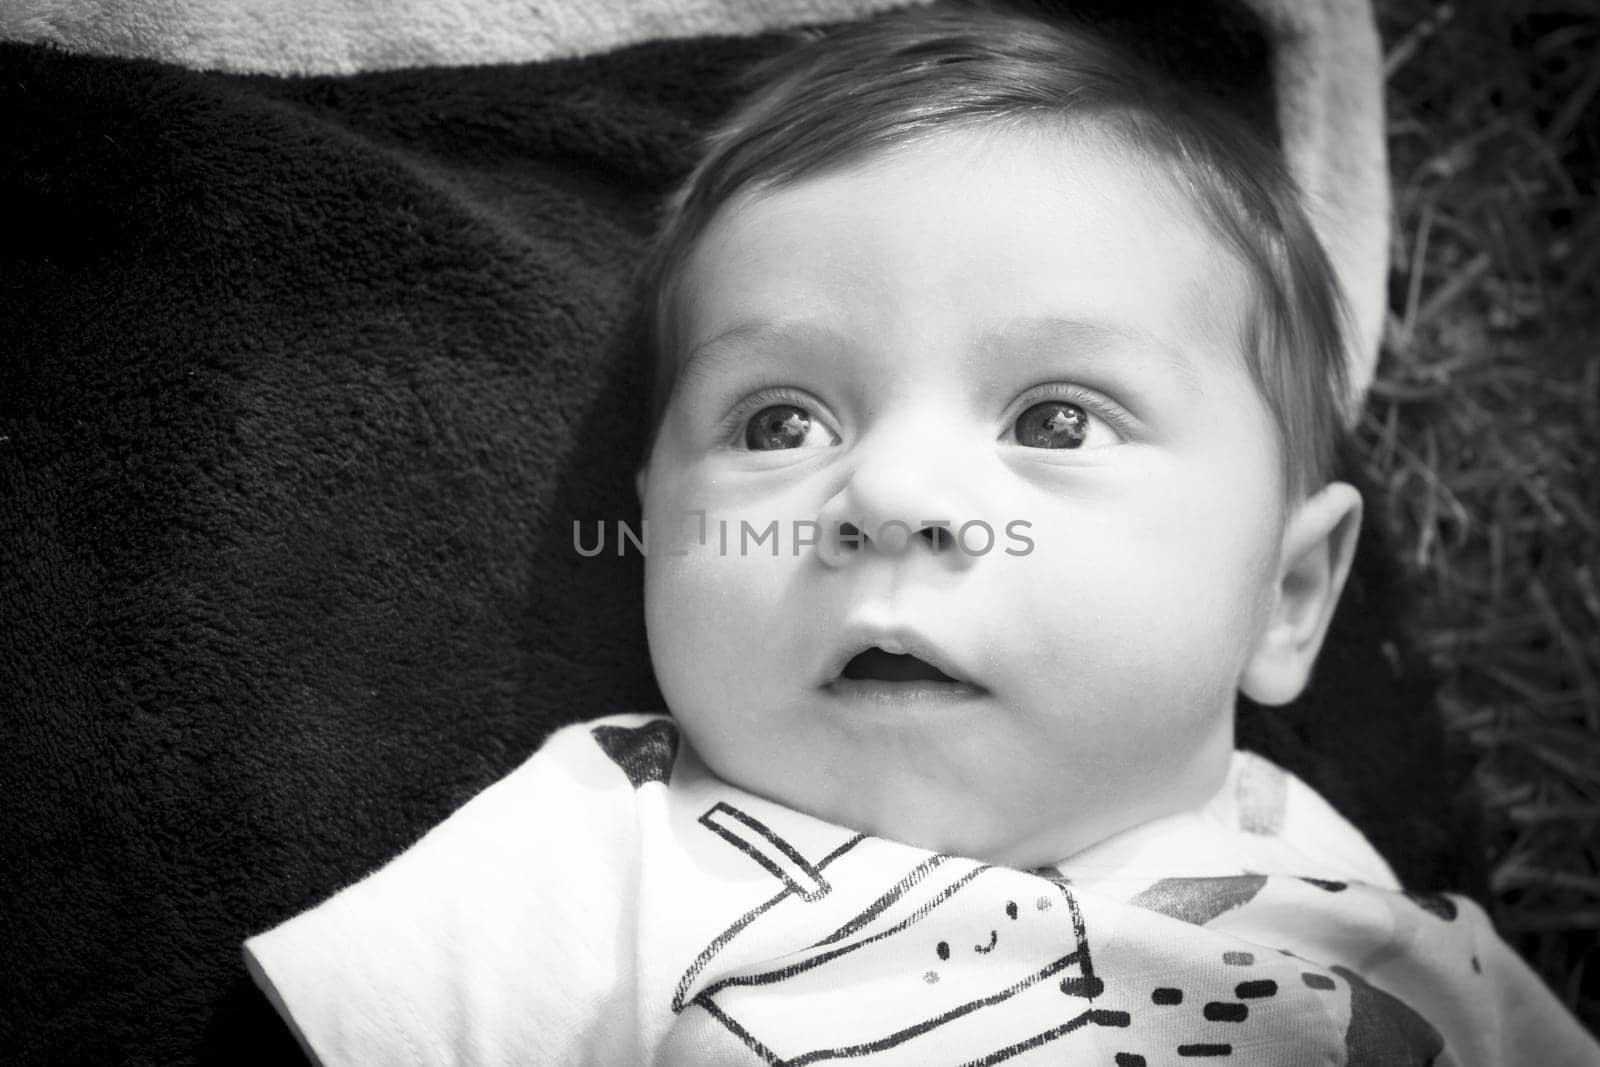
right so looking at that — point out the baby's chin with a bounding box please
[682,718,1233,869]
[862,808,1125,869]
[768,777,1131,870]
[773,753,1239,869]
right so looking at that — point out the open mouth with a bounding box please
[841,647,959,684]
[825,642,984,706]
[821,627,985,706]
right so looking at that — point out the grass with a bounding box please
[1367,0,1599,1029]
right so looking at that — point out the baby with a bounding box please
[246,4,1598,1063]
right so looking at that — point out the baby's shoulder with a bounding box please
[1218,749,1401,889]
[526,711,681,787]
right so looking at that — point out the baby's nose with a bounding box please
[832,518,958,556]
[814,429,984,568]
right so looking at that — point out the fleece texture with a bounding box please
[0,0,1388,409]
[0,4,1473,1064]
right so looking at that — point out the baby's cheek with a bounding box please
[644,553,723,697]
[643,547,799,752]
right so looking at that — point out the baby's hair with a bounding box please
[642,0,1350,498]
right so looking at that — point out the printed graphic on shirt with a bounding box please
[1128,875,1268,926]
[1402,892,1458,922]
[591,718,679,788]
[1234,755,1288,835]
[1336,965,1445,1063]
[670,801,1131,1065]
[661,800,1457,1066]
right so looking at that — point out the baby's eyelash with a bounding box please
[720,386,826,443]
[1012,383,1136,437]
[715,383,1134,445]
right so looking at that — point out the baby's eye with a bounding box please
[743,403,835,451]
[1014,400,1097,449]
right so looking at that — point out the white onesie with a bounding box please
[246,713,1597,1065]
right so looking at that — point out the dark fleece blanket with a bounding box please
[0,7,1484,1064]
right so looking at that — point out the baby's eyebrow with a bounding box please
[679,320,851,387]
[679,315,1207,396]
[983,316,1205,396]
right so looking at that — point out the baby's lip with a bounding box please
[821,625,984,691]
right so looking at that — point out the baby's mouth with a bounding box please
[820,628,986,703]
[840,647,959,684]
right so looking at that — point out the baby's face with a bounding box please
[639,126,1289,865]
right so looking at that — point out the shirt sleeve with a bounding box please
[1444,898,1599,1066]
[243,716,661,1066]
[1343,890,1599,1066]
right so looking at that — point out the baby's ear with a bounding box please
[1240,482,1363,706]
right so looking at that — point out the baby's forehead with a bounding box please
[681,124,1229,288]
[671,130,1252,378]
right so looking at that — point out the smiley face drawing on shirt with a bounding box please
[662,800,1137,1066]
